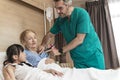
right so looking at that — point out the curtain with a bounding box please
[86,0,119,69]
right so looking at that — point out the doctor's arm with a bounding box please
[38,32,55,53]
[51,33,86,55]
[62,33,86,53]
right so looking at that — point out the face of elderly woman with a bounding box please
[24,31,37,50]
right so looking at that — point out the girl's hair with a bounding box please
[3,44,24,66]
[20,29,36,44]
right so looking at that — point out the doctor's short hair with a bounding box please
[53,0,72,5]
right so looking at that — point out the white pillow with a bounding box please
[0,52,6,80]
[0,70,4,80]
[0,52,6,70]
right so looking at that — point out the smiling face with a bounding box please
[24,31,37,50]
[55,0,69,18]
[20,30,38,51]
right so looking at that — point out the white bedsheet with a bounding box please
[37,58,120,80]
[37,58,63,72]
[0,53,120,80]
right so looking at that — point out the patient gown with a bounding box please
[14,60,120,80]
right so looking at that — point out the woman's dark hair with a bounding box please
[3,44,24,66]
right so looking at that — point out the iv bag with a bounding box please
[46,7,53,23]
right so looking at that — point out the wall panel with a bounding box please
[0,0,44,51]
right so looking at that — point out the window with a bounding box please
[108,1,120,61]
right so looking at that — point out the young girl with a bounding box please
[3,44,120,80]
[3,44,63,80]
[20,29,54,67]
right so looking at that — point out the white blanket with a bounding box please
[37,58,63,72]
[1,57,120,80]
[37,58,120,80]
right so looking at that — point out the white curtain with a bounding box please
[108,1,120,62]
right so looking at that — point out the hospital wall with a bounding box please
[0,0,46,51]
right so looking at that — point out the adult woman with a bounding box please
[20,29,54,67]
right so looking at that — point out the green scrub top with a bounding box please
[50,7,105,69]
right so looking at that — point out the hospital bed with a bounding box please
[1,52,120,80]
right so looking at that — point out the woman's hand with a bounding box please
[44,69,63,77]
[45,58,55,64]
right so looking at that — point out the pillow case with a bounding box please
[0,70,4,80]
[0,52,6,70]
[0,52,6,80]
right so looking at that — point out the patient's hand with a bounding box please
[45,58,55,64]
[44,69,63,77]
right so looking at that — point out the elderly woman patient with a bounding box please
[3,44,120,80]
[20,29,54,67]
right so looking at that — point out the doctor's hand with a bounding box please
[37,45,45,54]
[51,47,61,56]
